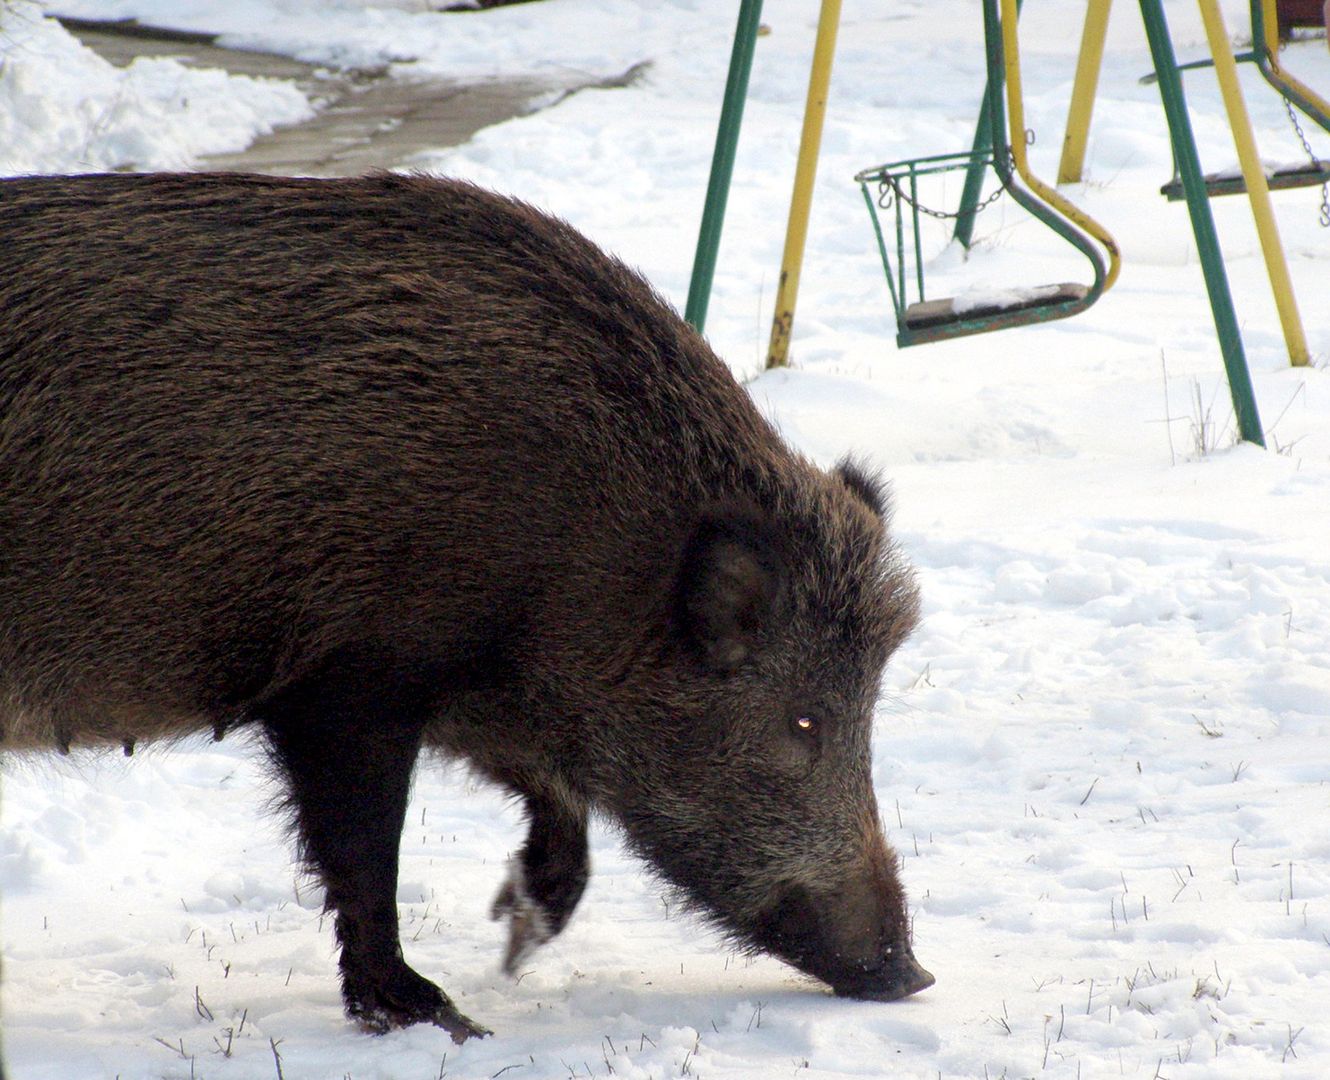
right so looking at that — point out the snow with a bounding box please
[0,3,313,174]
[3,1,1330,1078]
[946,282,1071,314]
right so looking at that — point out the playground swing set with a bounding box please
[685,0,1330,449]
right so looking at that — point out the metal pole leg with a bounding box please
[955,0,1024,249]
[766,0,844,369]
[1138,0,1265,447]
[1058,0,1114,184]
[686,0,765,334]
[1198,0,1309,367]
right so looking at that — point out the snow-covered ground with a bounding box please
[3,1,1329,1077]
[0,2,313,174]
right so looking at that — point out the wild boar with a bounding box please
[0,171,931,1041]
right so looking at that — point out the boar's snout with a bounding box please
[830,946,936,1002]
[759,870,934,1003]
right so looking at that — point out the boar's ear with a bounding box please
[835,457,889,519]
[678,506,789,673]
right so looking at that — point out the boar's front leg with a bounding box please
[491,792,588,973]
[261,658,489,1042]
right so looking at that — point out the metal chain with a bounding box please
[1283,96,1330,228]
[877,172,1005,221]
[874,141,1028,221]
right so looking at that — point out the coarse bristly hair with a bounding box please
[0,171,929,1033]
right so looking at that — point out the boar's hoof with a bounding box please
[490,863,554,975]
[344,962,491,1042]
[430,1006,492,1045]
[831,951,936,1003]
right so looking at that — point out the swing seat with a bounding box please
[904,282,1090,333]
[1160,160,1330,200]
[854,0,1118,349]
[855,151,1109,347]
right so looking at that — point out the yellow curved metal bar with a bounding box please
[1202,0,1309,366]
[1000,0,1121,291]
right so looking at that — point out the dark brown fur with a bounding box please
[0,172,930,1039]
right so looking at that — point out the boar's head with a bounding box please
[612,459,932,1002]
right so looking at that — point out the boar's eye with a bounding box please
[779,714,822,769]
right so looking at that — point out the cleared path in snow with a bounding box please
[60,16,629,176]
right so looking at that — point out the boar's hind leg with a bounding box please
[491,793,588,974]
[260,660,490,1042]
